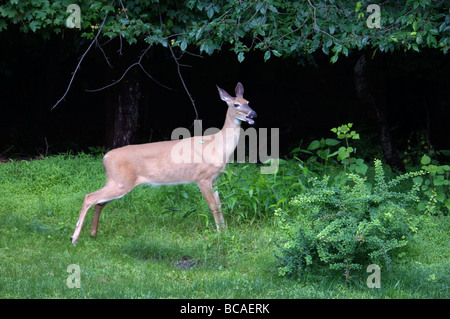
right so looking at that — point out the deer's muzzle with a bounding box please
[246,110,257,124]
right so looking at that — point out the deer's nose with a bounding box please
[249,110,257,119]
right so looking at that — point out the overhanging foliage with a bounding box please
[1,0,448,63]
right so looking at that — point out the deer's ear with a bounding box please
[235,82,244,98]
[217,85,232,102]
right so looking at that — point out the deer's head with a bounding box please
[217,82,257,125]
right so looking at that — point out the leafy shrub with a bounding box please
[414,154,450,215]
[217,161,310,220]
[275,159,426,280]
[292,123,369,181]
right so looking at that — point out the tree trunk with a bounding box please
[106,67,141,149]
[354,53,405,172]
[104,42,144,149]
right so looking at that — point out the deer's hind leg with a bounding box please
[71,182,133,244]
[90,202,107,238]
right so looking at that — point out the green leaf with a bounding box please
[237,52,245,63]
[438,150,450,157]
[426,34,437,47]
[1,7,17,19]
[207,6,214,19]
[102,5,115,13]
[307,140,321,151]
[329,25,336,34]
[342,46,349,57]
[0,19,7,31]
[416,35,423,44]
[330,54,338,64]
[421,154,431,165]
[180,39,187,51]
[337,147,350,161]
[195,27,203,41]
[272,50,282,57]
[354,163,368,175]
[325,138,340,146]
[90,2,102,11]
[29,20,40,32]
[436,192,445,202]
[326,38,333,48]
[264,50,271,62]
[326,150,339,159]
[413,176,423,185]
[268,5,278,13]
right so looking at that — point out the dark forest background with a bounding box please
[0,26,448,165]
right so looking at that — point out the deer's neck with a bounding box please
[219,109,242,161]
[221,108,241,131]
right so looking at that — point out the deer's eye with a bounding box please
[234,103,240,107]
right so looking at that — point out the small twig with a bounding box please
[96,38,114,68]
[36,137,49,158]
[318,29,341,43]
[306,0,318,30]
[117,34,123,55]
[100,35,115,47]
[86,62,139,92]
[1,145,14,155]
[182,50,204,59]
[119,0,129,19]
[44,137,49,157]
[168,44,199,121]
[51,3,111,110]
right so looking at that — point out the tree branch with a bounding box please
[306,0,341,43]
[168,44,199,121]
[51,4,111,110]
[156,3,199,121]
[118,0,128,19]
[85,43,173,92]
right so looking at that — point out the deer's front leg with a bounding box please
[198,180,225,232]
[213,188,226,229]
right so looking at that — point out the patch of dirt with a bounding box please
[176,256,198,270]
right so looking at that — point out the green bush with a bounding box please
[217,161,310,220]
[415,154,450,215]
[275,159,427,280]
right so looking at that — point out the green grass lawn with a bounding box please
[0,154,448,298]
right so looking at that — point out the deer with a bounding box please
[71,82,257,244]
